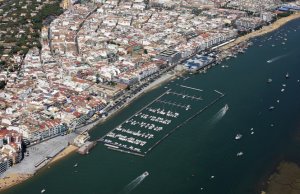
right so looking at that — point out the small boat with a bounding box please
[41,189,46,193]
[143,171,149,176]
[224,104,229,112]
[267,78,272,83]
[73,163,78,168]
[235,134,242,140]
[237,152,243,156]
[251,131,255,135]
[282,84,286,87]
[267,60,272,63]
[277,100,280,103]
[269,106,275,110]
[281,88,285,92]
[286,73,289,79]
[250,128,254,131]
[210,175,215,179]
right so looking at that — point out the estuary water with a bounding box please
[4,19,300,194]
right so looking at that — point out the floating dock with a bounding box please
[99,88,225,157]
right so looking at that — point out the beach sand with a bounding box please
[0,145,78,191]
[220,13,300,50]
[264,162,300,194]
[49,144,78,164]
[0,173,31,191]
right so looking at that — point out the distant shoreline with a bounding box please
[220,12,300,50]
[1,11,300,193]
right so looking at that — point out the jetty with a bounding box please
[98,87,225,157]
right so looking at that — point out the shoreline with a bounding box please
[1,12,300,193]
[220,12,300,50]
[48,144,78,165]
[0,173,32,191]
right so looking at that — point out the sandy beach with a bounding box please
[49,144,78,164]
[263,162,300,194]
[220,12,300,50]
[0,173,31,191]
[0,145,77,191]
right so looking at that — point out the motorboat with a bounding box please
[269,106,275,110]
[224,104,229,112]
[267,78,272,83]
[73,163,78,168]
[281,88,285,92]
[41,189,46,193]
[143,171,149,176]
[286,73,289,79]
[237,152,244,156]
[235,134,242,140]
[251,131,255,135]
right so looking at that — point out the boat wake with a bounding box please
[120,171,149,194]
[210,104,229,124]
[267,53,289,63]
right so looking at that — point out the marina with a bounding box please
[99,87,225,156]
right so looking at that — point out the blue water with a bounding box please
[3,19,300,194]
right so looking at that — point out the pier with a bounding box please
[98,87,225,157]
[167,91,202,100]
[144,92,225,155]
[98,89,171,142]
[180,85,203,92]
[156,100,191,110]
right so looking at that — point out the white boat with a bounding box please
[237,152,243,156]
[235,134,242,140]
[250,128,254,131]
[269,106,275,110]
[281,88,285,92]
[267,78,272,83]
[251,131,255,135]
[224,104,229,112]
[41,189,46,193]
[143,171,149,176]
[286,73,289,79]
[282,84,286,87]
[277,100,280,103]
[73,163,78,168]
[210,175,215,179]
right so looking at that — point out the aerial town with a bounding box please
[1,0,300,176]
